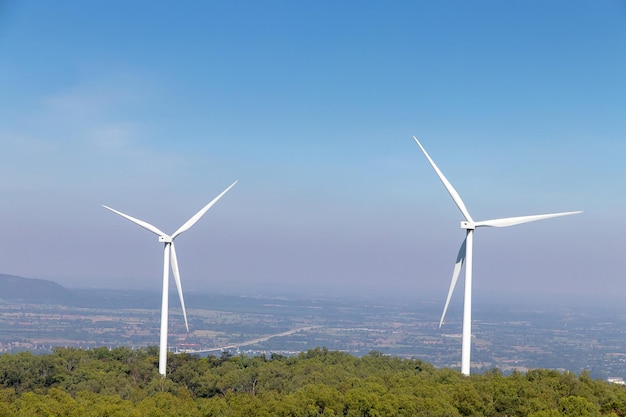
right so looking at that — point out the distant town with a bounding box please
[1,274,626,382]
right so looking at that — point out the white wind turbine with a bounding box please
[103,180,237,376]
[413,137,581,376]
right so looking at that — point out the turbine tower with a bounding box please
[413,137,581,376]
[103,180,237,376]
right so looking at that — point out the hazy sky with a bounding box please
[0,1,624,302]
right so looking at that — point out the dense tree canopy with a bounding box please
[0,346,623,416]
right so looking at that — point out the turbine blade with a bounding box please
[170,243,189,332]
[474,211,582,228]
[102,205,166,236]
[171,180,238,239]
[439,236,467,328]
[413,137,474,223]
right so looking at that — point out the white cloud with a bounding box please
[0,75,190,192]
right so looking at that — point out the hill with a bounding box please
[0,274,74,304]
[0,274,162,308]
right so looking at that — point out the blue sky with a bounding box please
[0,1,624,302]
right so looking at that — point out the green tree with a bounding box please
[558,396,600,417]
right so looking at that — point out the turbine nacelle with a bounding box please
[461,221,475,230]
[159,235,173,243]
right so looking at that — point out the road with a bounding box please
[175,326,320,354]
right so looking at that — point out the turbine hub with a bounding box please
[159,235,173,243]
[461,221,475,230]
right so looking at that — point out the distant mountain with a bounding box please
[0,274,283,311]
[0,274,75,304]
[0,274,169,309]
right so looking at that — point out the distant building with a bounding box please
[607,377,625,385]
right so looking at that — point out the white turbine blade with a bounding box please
[171,180,238,239]
[102,205,167,236]
[474,211,582,228]
[439,236,467,328]
[413,137,474,223]
[170,242,189,332]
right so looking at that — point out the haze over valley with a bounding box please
[2,274,626,382]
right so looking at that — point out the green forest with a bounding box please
[0,346,624,416]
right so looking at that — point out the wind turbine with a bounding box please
[412,137,581,376]
[103,180,238,376]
